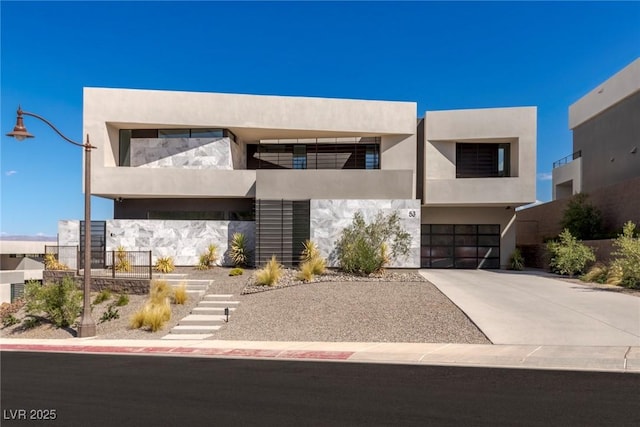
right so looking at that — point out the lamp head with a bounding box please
[6,107,34,141]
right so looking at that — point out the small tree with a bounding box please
[335,211,412,275]
[547,229,595,277]
[610,221,640,289]
[24,277,82,328]
[560,193,602,240]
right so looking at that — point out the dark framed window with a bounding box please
[247,143,380,170]
[456,143,510,178]
[119,128,236,166]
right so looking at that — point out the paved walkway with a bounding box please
[1,338,638,373]
[419,270,640,346]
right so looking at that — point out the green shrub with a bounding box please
[22,316,41,329]
[93,289,112,305]
[154,256,175,273]
[229,267,244,276]
[509,248,525,271]
[99,304,120,323]
[547,229,596,277]
[114,246,132,273]
[560,193,603,240]
[335,211,411,275]
[610,221,640,289]
[230,233,252,267]
[24,277,82,328]
[197,244,219,270]
[2,314,20,327]
[115,294,129,307]
[255,255,283,286]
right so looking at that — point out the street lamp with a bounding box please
[6,106,97,338]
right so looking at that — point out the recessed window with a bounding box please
[456,143,510,178]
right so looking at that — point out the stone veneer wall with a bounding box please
[57,220,80,268]
[310,199,421,268]
[106,220,255,266]
[59,220,255,266]
[131,137,236,169]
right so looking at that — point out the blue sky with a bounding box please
[1,1,639,237]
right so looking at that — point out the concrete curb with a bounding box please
[2,339,638,373]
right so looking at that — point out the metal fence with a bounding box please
[44,246,152,279]
[552,150,582,168]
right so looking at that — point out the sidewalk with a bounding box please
[1,338,638,373]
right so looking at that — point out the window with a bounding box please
[192,129,224,138]
[456,143,510,178]
[119,128,236,166]
[293,145,307,169]
[159,129,190,138]
[247,143,380,170]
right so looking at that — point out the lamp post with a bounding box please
[6,106,97,338]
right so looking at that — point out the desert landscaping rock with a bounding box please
[1,267,489,344]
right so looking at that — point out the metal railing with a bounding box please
[45,246,152,279]
[553,150,582,168]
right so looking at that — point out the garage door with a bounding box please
[420,224,500,269]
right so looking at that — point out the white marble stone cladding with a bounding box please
[105,220,255,266]
[57,220,80,268]
[309,199,421,268]
[130,137,233,169]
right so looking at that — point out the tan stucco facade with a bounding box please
[423,107,537,207]
[84,87,417,199]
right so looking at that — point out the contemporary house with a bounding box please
[518,58,640,251]
[58,87,537,269]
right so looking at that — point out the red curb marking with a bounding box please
[1,345,355,361]
[227,349,280,357]
[277,351,354,360]
[168,347,198,354]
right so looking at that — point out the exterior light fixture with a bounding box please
[6,106,97,338]
[224,307,229,323]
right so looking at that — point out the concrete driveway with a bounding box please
[419,270,640,346]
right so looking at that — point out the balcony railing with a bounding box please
[553,150,582,168]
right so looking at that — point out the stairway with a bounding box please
[162,294,240,340]
[154,273,211,298]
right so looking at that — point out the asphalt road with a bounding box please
[1,352,639,426]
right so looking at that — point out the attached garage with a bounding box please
[420,224,500,269]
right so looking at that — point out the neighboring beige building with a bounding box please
[518,58,640,260]
[0,240,48,304]
[553,57,640,200]
[58,87,537,269]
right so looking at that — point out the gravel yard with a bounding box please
[1,267,490,344]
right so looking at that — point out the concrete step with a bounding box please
[170,325,222,333]
[161,334,214,340]
[203,294,234,300]
[192,307,236,315]
[154,274,189,280]
[179,314,227,325]
[200,301,239,306]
